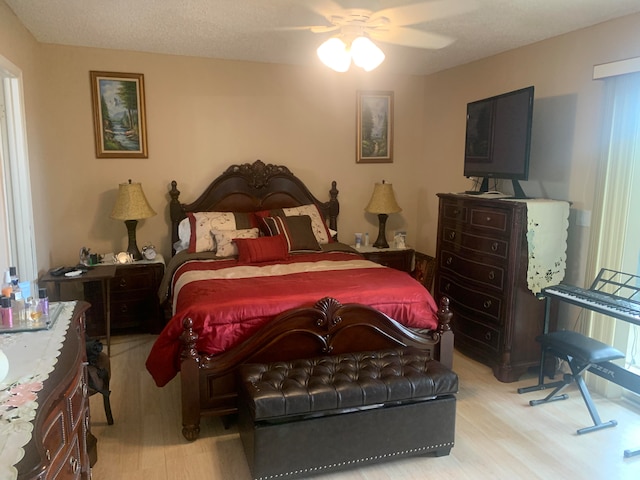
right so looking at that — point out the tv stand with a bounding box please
[478,178,527,199]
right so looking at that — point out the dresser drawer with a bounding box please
[452,311,502,354]
[469,206,511,233]
[440,227,509,259]
[441,201,468,223]
[438,274,502,324]
[439,249,505,290]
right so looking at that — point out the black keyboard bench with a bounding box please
[530,330,625,435]
[238,347,458,480]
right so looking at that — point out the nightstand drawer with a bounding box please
[110,269,157,292]
[359,248,414,273]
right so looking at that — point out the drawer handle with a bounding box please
[483,300,492,309]
[120,304,129,314]
[70,457,79,474]
[46,449,51,461]
[488,271,495,280]
[444,282,451,292]
[486,216,491,222]
[119,278,127,288]
[446,256,453,265]
[485,331,492,341]
[453,208,460,215]
[491,242,498,251]
[448,231,456,240]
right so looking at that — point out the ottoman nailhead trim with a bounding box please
[254,442,455,480]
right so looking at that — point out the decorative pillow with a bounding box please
[255,204,333,244]
[235,234,289,263]
[187,212,255,253]
[211,228,260,257]
[262,215,321,252]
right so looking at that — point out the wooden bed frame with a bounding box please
[166,160,453,441]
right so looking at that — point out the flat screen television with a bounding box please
[463,85,534,198]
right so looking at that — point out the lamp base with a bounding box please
[373,213,389,249]
[124,219,143,261]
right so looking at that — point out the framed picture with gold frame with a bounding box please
[356,90,393,163]
[90,71,148,158]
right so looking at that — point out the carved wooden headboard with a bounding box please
[168,160,339,255]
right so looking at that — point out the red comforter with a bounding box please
[146,251,438,386]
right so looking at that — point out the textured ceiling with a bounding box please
[6,0,640,75]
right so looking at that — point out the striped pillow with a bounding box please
[262,215,321,252]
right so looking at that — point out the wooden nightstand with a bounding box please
[356,246,415,273]
[84,257,165,336]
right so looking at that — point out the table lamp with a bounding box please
[110,180,156,260]
[365,180,402,249]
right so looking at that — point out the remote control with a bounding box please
[50,266,68,276]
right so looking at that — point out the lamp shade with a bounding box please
[365,181,402,215]
[110,180,156,220]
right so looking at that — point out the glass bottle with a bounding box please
[10,291,25,323]
[9,266,18,289]
[38,287,49,318]
[1,271,11,298]
[1,296,13,327]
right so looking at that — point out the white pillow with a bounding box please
[174,218,191,253]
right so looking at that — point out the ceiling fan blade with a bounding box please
[371,0,477,27]
[370,27,454,50]
[304,0,349,21]
[310,25,340,34]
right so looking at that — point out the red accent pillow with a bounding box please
[235,234,289,263]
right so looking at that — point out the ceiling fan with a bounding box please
[291,0,477,71]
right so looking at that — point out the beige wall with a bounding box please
[35,48,425,266]
[2,0,640,291]
[418,13,640,290]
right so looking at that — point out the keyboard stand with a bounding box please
[517,296,565,394]
[519,269,640,458]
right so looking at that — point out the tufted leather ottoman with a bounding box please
[238,347,458,479]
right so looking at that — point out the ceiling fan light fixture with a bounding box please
[351,36,385,71]
[317,37,351,72]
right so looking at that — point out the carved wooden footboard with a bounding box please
[178,296,453,441]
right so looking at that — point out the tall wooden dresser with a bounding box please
[434,193,568,382]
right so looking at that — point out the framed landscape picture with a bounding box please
[90,71,148,158]
[356,91,394,163]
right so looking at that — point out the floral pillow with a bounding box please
[185,212,255,253]
[211,228,260,257]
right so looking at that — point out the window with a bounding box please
[589,63,640,402]
[0,55,37,283]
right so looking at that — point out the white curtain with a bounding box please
[586,71,640,395]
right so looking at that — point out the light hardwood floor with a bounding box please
[89,335,640,479]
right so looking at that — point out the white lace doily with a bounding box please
[0,302,76,480]
[508,199,570,295]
